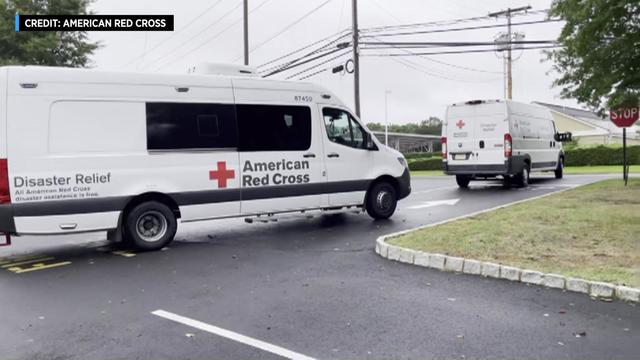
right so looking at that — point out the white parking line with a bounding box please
[151,309,316,360]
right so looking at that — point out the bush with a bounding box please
[565,145,640,166]
[404,152,437,160]
[409,157,443,171]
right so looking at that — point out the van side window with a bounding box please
[236,105,311,151]
[322,108,366,149]
[146,103,237,150]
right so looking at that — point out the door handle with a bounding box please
[327,153,340,158]
[303,153,316,158]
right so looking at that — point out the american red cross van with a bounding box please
[442,100,572,188]
[0,64,410,250]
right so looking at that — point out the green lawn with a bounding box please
[564,165,640,174]
[410,170,445,177]
[410,165,640,177]
[389,179,640,287]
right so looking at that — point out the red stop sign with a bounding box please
[610,108,639,128]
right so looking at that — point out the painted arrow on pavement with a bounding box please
[407,198,460,210]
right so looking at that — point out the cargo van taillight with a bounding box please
[504,134,513,158]
[441,137,447,159]
[0,159,10,204]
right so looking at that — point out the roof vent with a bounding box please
[188,63,259,77]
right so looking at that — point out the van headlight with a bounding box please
[397,157,408,168]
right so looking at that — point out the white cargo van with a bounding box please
[0,65,410,250]
[442,100,571,188]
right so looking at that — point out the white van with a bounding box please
[0,65,410,250]
[442,100,571,188]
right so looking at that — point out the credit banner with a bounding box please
[15,15,174,32]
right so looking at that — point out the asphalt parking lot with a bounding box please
[0,174,638,359]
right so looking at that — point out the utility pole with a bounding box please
[384,90,391,146]
[352,0,361,117]
[489,5,531,100]
[243,0,249,65]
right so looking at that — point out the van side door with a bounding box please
[236,103,327,214]
[320,106,374,206]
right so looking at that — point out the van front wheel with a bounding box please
[366,182,398,220]
[124,201,177,251]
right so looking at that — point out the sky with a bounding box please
[87,0,582,124]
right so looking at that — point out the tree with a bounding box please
[366,117,442,135]
[547,0,639,113]
[0,0,99,67]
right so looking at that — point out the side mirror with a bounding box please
[554,132,572,142]
[363,132,378,150]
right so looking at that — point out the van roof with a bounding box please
[0,65,343,106]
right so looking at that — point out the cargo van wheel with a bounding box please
[366,182,397,220]
[124,201,177,251]
[456,175,471,188]
[555,158,564,179]
[515,165,530,188]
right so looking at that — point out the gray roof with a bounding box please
[533,101,604,121]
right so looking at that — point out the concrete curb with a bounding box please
[376,236,640,303]
[375,180,640,303]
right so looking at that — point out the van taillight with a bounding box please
[441,137,447,159]
[504,134,513,158]
[0,159,9,204]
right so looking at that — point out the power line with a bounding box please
[119,0,227,69]
[142,2,244,69]
[361,19,561,38]
[259,41,345,75]
[389,56,502,83]
[258,32,349,76]
[248,0,335,55]
[298,66,333,80]
[152,0,273,71]
[361,40,557,48]
[361,9,550,33]
[284,49,351,79]
[256,29,350,69]
[263,46,347,77]
[366,35,502,74]
[362,45,562,57]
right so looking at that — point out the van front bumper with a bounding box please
[396,168,411,200]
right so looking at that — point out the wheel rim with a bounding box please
[524,168,529,184]
[135,210,168,243]
[376,188,394,213]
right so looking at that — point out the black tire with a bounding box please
[515,164,530,188]
[456,175,471,188]
[366,181,398,220]
[502,176,512,189]
[555,157,564,179]
[123,201,177,251]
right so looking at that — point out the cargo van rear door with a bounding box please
[472,103,508,166]
[446,105,478,166]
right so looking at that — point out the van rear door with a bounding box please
[445,102,507,168]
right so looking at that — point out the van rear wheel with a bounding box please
[456,175,471,188]
[366,182,397,220]
[124,201,177,251]
[515,165,530,188]
[555,158,564,179]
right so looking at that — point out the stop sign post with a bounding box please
[610,107,639,186]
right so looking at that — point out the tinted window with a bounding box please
[323,108,366,149]
[236,105,311,151]
[146,103,237,150]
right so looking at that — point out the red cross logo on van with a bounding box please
[209,161,235,188]
[456,119,466,129]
